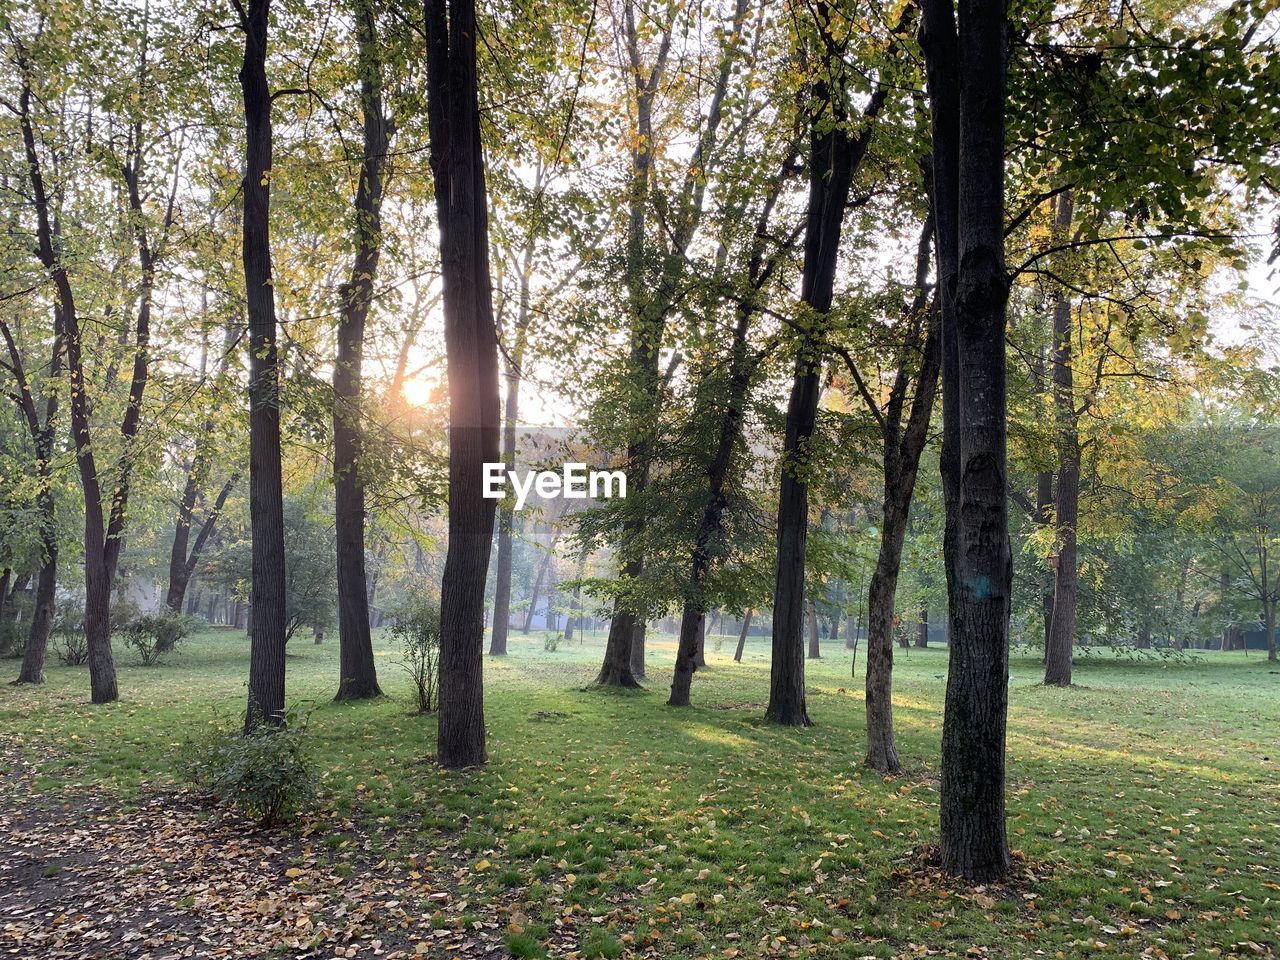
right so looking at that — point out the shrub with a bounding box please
[391,594,440,714]
[182,707,314,827]
[54,599,88,666]
[0,592,32,659]
[117,611,197,665]
[543,631,560,652]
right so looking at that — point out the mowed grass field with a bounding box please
[2,625,1277,958]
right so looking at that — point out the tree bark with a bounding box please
[806,598,821,659]
[1036,470,1055,654]
[333,0,389,701]
[863,214,941,775]
[562,550,587,643]
[425,0,501,767]
[767,14,886,726]
[522,548,555,633]
[167,472,238,613]
[669,140,791,704]
[921,0,1012,882]
[489,238,535,656]
[733,609,751,662]
[17,560,55,684]
[240,0,288,730]
[1044,189,1078,687]
[916,608,929,648]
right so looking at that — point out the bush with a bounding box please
[182,707,314,827]
[543,631,561,652]
[391,594,440,714]
[0,592,32,659]
[54,599,88,666]
[117,611,197,665]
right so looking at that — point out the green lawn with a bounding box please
[2,626,1277,958]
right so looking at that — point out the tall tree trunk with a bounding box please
[863,216,941,775]
[806,598,821,659]
[1044,190,1078,687]
[668,143,789,704]
[166,473,238,613]
[733,609,751,662]
[921,0,1012,882]
[563,551,587,642]
[12,47,136,703]
[489,239,535,656]
[1036,470,1054,654]
[916,608,929,647]
[767,16,886,725]
[488,370,518,656]
[695,615,707,667]
[15,441,59,684]
[767,343,819,726]
[865,504,909,773]
[240,0,288,729]
[425,0,501,767]
[522,548,554,633]
[333,0,389,701]
[17,557,55,684]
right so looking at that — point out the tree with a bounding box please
[766,2,888,726]
[166,320,241,614]
[237,0,289,731]
[333,0,390,701]
[424,0,501,768]
[1180,418,1280,661]
[6,13,179,703]
[862,215,941,774]
[920,0,1013,881]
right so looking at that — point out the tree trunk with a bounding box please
[1043,190,1077,688]
[733,609,751,662]
[864,218,941,775]
[17,559,55,684]
[240,0,288,730]
[1137,619,1152,649]
[425,0,501,767]
[864,505,908,774]
[522,548,554,633]
[333,0,388,702]
[695,615,707,667]
[767,18,886,726]
[806,598,821,659]
[167,473,238,613]
[16,455,59,685]
[489,241,534,657]
[916,608,929,648]
[238,0,290,727]
[14,48,135,704]
[563,551,587,643]
[669,601,702,706]
[630,621,648,678]
[1036,470,1054,655]
[921,0,1012,882]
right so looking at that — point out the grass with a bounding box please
[2,624,1278,958]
